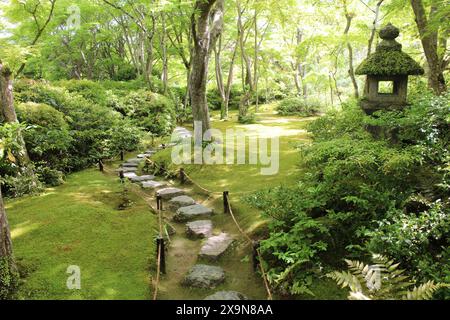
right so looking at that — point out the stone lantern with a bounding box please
[356,23,424,114]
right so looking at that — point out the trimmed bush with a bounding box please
[121,90,176,136]
[276,97,321,116]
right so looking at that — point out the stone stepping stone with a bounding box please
[126,158,142,164]
[182,264,225,289]
[156,188,185,200]
[174,204,213,222]
[204,291,248,300]
[142,181,166,189]
[117,167,137,173]
[137,154,147,158]
[168,195,196,211]
[129,175,155,183]
[199,233,234,261]
[186,220,213,239]
[124,172,138,179]
[122,163,139,168]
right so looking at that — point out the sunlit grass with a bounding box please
[6,169,157,300]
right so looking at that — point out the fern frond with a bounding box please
[404,282,448,300]
[327,271,362,292]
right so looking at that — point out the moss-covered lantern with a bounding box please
[356,23,424,114]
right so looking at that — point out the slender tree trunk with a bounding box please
[410,0,447,94]
[343,6,360,99]
[0,186,18,299]
[0,62,30,165]
[190,0,224,136]
[161,12,169,94]
[254,10,259,112]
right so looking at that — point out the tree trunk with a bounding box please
[410,0,447,94]
[161,11,169,94]
[0,62,30,165]
[343,8,360,99]
[0,186,18,299]
[189,0,225,136]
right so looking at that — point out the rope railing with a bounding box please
[224,192,273,301]
[104,150,273,300]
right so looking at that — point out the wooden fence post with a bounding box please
[98,159,104,172]
[119,170,125,184]
[156,236,166,274]
[180,168,185,184]
[223,191,229,214]
[157,195,163,211]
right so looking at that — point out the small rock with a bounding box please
[204,291,248,300]
[142,181,166,189]
[168,195,196,211]
[186,220,213,239]
[129,175,155,183]
[156,188,185,200]
[182,265,225,289]
[199,233,234,261]
[174,204,213,222]
[137,154,147,158]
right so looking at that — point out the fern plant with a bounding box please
[327,254,448,300]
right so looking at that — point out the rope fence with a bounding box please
[102,149,273,301]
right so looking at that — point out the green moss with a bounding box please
[0,256,19,299]
[356,50,424,76]
[7,169,157,300]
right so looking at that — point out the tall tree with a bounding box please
[342,0,360,99]
[0,61,29,165]
[189,0,225,136]
[410,0,448,94]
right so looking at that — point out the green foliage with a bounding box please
[276,97,321,116]
[121,90,176,136]
[238,113,258,124]
[327,254,448,300]
[246,94,450,297]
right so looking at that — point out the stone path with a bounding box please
[117,128,247,300]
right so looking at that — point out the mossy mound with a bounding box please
[356,50,424,76]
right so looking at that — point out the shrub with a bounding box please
[121,90,176,136]
[238,113,257,124]
[245,95,450,297]
[35,165,65,186]
[16,102,72,171]
[56,79,108,106]
[276,97,321,116]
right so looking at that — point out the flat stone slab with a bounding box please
[142,181,166,189]
[124,172,138,179]
[199,233,234,261]
[122,163,139,168]
[129,175,155,183]
[204,291,248,300]
[117,167,137,173]
[136,154,147,158]
[156,188,185,200]
[186,220,213,239]
[168,195,196,211]
[126,158,142,164]
[174,204,213,222]
[182,265,225,289]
